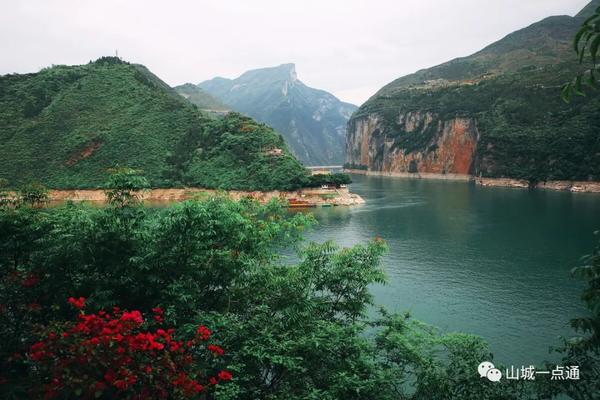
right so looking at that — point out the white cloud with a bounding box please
[0,0,590,105]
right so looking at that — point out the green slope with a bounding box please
[174,83,229,111]
[0,57,309,190]
[199,64,357,166]
[349,1,600,182]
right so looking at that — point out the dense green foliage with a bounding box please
[560,235,600,399]
[0,174,550,400]
[356,62,600,182]
[165,113,310,191]
[350,2,600,183]
[0,58,310,191]
[536,235,600,400]
[563,1,600,100]
[307,173,352,187]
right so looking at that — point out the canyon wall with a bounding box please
[346,3,600,187]
[346,111,479,175]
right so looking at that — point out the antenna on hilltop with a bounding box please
[115,49,119,59]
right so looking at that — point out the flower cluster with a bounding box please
[67,296,85,309]
[28,298,232,399]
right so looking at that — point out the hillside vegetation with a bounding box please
[349,1,600,183]
[0,57,310,190]
[195,64,357,166]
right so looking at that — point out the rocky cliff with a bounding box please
[347,112,479,175]
[196,64,357,166]
[346,1,600,183]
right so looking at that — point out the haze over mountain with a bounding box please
[173,83,228,112]
[346,0,600,184]
[0,57,309,190]
[186,64,357,166]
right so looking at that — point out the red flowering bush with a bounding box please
[28,298,232,399]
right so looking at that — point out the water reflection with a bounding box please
[301,174,600,365]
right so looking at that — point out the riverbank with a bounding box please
[344,169,600,193]
[474,178,600,193]
[46,187,365,207]
[345,169,471,181]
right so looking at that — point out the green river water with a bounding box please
[301,174,600,366]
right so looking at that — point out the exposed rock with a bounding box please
[197,64,357,165]
[46,187,365,206]
[346,112,479,175]
[345,2,600,187]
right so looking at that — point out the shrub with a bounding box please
[28,298,231,399]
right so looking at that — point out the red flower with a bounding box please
[126,374,137,385]
[152,307,164,315]
[189,380,203,393]
[21,274,40,287]
[29,342,46,361]
[104,369,116,384]
[67,297,85,309]
[207,344,224,356]
[120,310,143,324]
[28,304,231,398]
[114,379,128,390]
[218,370,232,381]
[196,325,211,341]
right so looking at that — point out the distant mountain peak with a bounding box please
[236,63,298,84]
[197,64,357,165]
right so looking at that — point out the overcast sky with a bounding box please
[0,0,590,105]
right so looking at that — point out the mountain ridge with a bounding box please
[0,57,310,190]
[187,64,357,166]
[346,1,600,183]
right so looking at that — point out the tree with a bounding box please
[0,172,535,399]
[104,168,149,207]
[562,5,600,101]
[17,182,48,207]
[544,235,600,400]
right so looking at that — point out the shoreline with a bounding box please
[345,169,471,181]
[344,169,600,193]
[45,187,365,207]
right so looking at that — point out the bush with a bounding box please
[29,299,231,399]
[0,174,539,399]
[306,173,352,187]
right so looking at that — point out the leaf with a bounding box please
[561,82,573,103]
[586,69,598,88]
[578,32,593,63]
[574,76,586,96]
[574,28,587,53]
[590,35,600,64]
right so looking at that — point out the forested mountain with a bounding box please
[191,64,357,166]
[346,1,600,183]
[0,57,309,190]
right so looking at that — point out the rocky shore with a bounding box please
[47,187,365,207]
[345,169,471,181]
[474,178,600,193]
[346,169,600,193]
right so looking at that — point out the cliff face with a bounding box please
[346,1,600,182]
[347,112,478,175]
[196,64,357,166]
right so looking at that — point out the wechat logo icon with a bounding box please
[478,361,502,382]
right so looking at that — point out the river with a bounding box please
[300,174,600,366]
